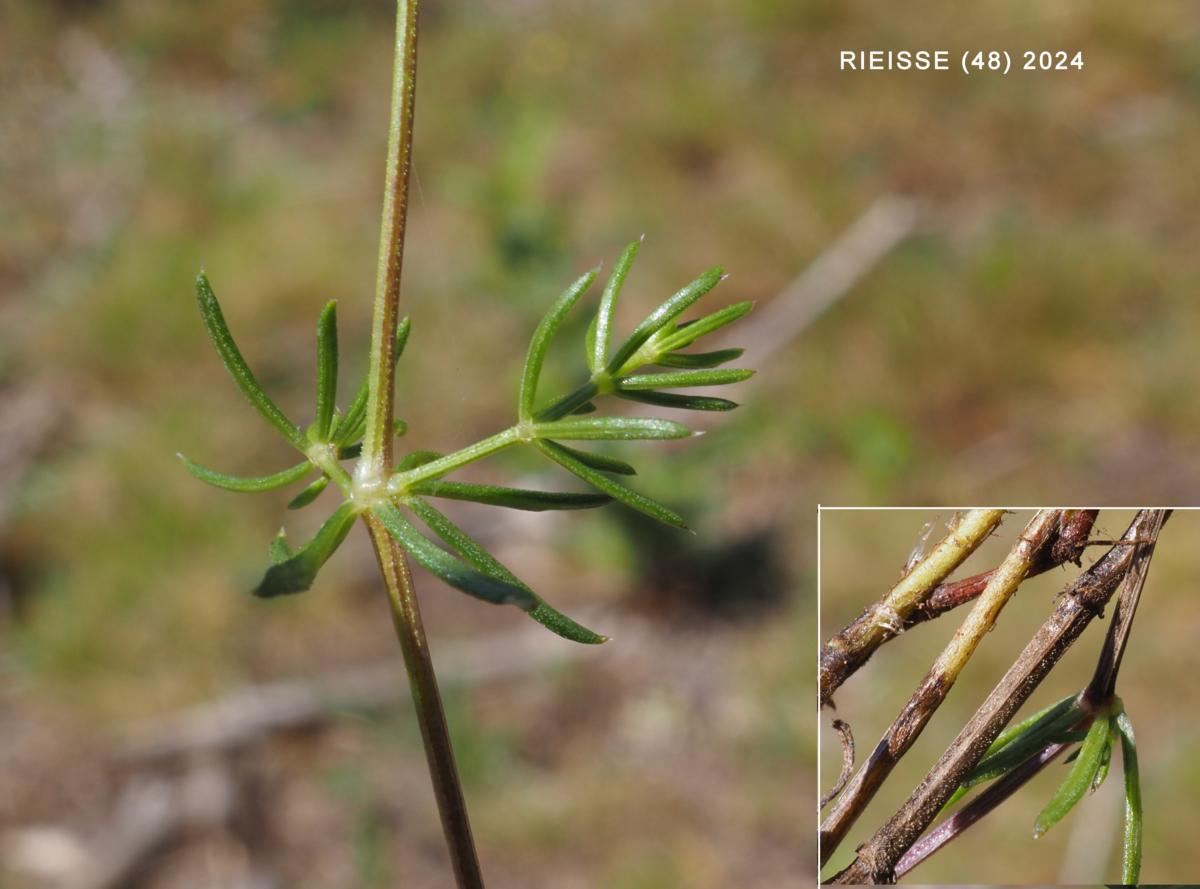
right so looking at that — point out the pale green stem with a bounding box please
[819,508,1007,707]
[360,0,420,481]
[355,3,485,886]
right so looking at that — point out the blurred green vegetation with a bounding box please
[1,0,1198,884]
[820,510,1200,884]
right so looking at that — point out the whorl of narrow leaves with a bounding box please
[183,243,751,641]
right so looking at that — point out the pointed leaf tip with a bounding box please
[253,501,358,598]
[194,273,305,450]
[401,497,608,644]
[519,267,598,420]
[179,454,313,493]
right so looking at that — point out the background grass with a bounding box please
[1,0,1199,885]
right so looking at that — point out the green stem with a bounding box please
[364,514,483,888]
[357,4,484,885]
[388,427,523,493]
[361,0,420,480]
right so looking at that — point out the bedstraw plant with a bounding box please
[177,2,752,885]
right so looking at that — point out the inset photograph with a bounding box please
[818,508,1197,884]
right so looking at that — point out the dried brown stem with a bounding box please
[825,509,1166,884]
[909,509,1098,625]
[892,729,1081,879]
[820,510,1007,709]
[1084,510,1168,708]
[818,510,1062,864]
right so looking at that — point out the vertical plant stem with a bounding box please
[365,514,484,888]
[358,4,484,885]
[361,0,420,479]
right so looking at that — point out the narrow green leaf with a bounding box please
[254,501,358,598]
[987,694,1077,756]
[1033,715,1112,838]
[535,439,687,530]
[1092,720,1115,792]
[618,368,755,390]
[314,300,339,441]
[397,450,443,471]
[656,300,754,353]
[534,382,601,422]
[616,390,738,412]
[571,402,598,415]
[590,238,641,373]
[333,317,410,445]
[585,315,598,374]
[550,443,636,475]
[606,265,724,375]
[519,268,599,421]
[371,502,535,609]
[959,697,1084,793]
[179,454,312,493]
[534,417,692,441]
[287,476,330,510]
[657,348,745,369]
[338,442,362,459]
[410,480,612,511]
[406,496,606,644]
[195,273,305,449]
[1115,711,1141,885]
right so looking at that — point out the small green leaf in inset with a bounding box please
[618,368,754,390]
[1092,720,1115,792]
[986,694,1077,757]
[547,442,637,476]
[313,300,339,441]
[656,300,754,354]
[405,496,606,644]
[396,450,443,471]
[534,417,692,441]
[195,273,305,450]
[253,500,359,598]
[590,238,641,373]
[535,439,687,530]
[606,265,724,375]
[371,502,535,609]
[519,268,599,421]
[958,696,1084,794]
[410,480,612,511]
[333,317,410,445]
[1114,709,1141,885]
[657,348,745,369]
[178,454,313,493]
[616,390,738,412]
[287,476,330,510]
[1033,715,1112,838]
